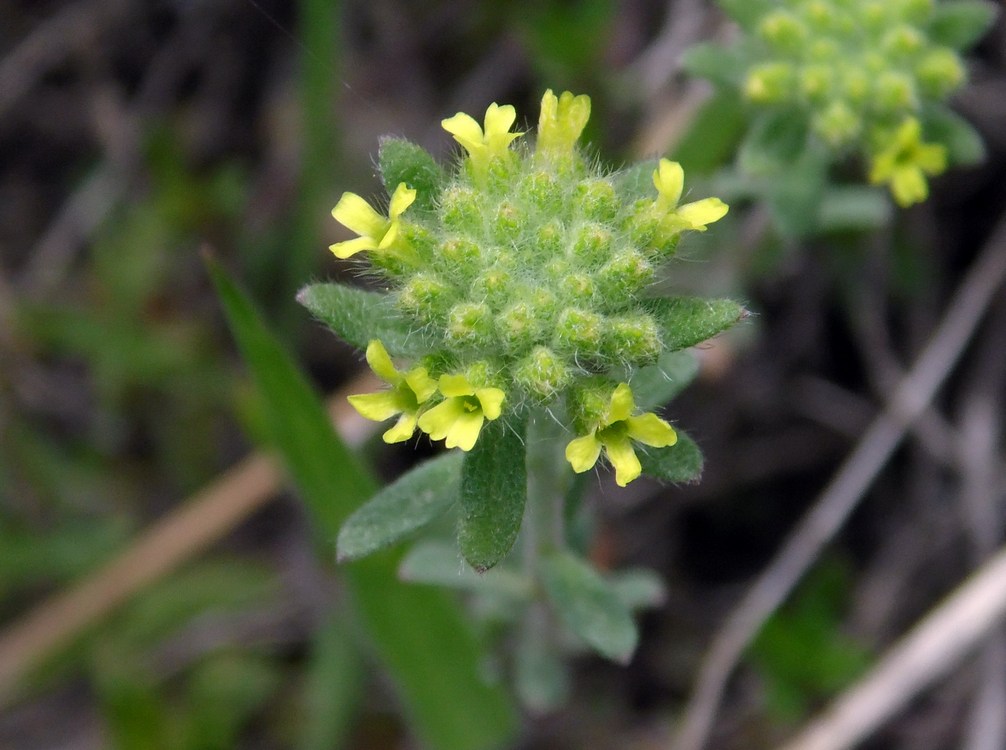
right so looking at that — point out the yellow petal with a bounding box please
[365,340,400,384]
[348,391,401,422]
[383,412,418,444]
[484,103,517,139]
[475,387,505,420]
[377,219,399,250]
[916,143,947,175]
[417,398,465,441]
[331,192,387,238]
[445,410,485,451]
[405,367,438,403]
[677,198,729,230]
[626,413,678,448]
[329,236,377,259]
[536,90,590,154]
[607,383,636,424]
[438,373,475,398]
[441,112,485,153]
[565,434,603,473]
[654,159,684,209]
[388,182,417,219]
[603,433,642,487]
[891,166,927,207]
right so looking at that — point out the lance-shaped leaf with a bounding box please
[458,415,527,572]
[639,429,703,484]
[399,541,531,599]
[926,0,997,50]
[540,551,638,664]
[646,296,747,352]
[629,350,699,411]
[296,282,429,357]
[924,106,987,167]
[337,452,463,562]
[378,137,445,214]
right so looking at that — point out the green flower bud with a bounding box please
[802,1,838,32]
[873,71,918,113]
[808,39,840,63]
[498,301,539,353]
[471,267,513,307]
[744,62,795,104]
[575,179,620,222]
[841,67,872,104]
[534,219,565,257]
[596,249,654,301]
[439,184,480,229]
[916,49,965,98]
[398,273,455,324]
[561,272,595,304]
[447,301,494,348]
[882,25,924,58]
[570,222,614,265]
[813,100,861,147]
[491,200,524,241]
[757,10,807,53]
[555,308,604,360]
[514,346,570,402]
[605,314,661,366]
[799,64,833,104]
[440,237,481,269]
[520,170,562,212]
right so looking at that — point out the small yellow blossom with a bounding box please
[536,89,591,156]
[441,103,524,174]
[417,374,505,451]
[869,117,947,207]
[653,158,729,232]
[330,182,416,259]
[348,340,437,443]
[565,383,677,487]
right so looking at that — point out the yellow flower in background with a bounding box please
[348,340,437,443]
[441,102,524,174]
[330,182,416,259]
[565,383,677,487]
[417,374,505,451]
[869,117,947,207]
[536,89,591,156]
[653,158,729,232]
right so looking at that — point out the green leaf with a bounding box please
[646,296,747,352]
[337,452,463,562]
[926,1,998,49]
[610,568,667,611]
[296,282,429,357]
[629,350,699,411]
[298,612,362,750]
[681,43,746,88]
[923,106,987,166]
[765,147,830,237]
[639,430,703,484]
[614,158,658,202]
[816,186,893,233]
[378,138,446,213]
[540,551,638,664]
[458,416,528,572]
[739,110,811,176]
[398,540,532,599]
[717,0,775,29]
[209,259,515,750]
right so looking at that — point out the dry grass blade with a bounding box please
[671,212,1006,750]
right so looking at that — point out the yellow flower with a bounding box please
[869,117,947,207]
[536,89,591,156]
[565,383,677,487]
[417,374,505,451]
[653,158,729,232]
[348,340,437,443]
[330,182,416,259]
[441,103,524,174]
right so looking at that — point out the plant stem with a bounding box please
[523,408,572,571]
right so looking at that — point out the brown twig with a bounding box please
[670,211,1006,750]
[0,376,377,707]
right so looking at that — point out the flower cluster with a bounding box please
[691,0,993,206]
[327,91,732,483]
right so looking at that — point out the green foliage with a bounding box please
[337,452,463,562]
[750,561,872,722]
[926,1,998,49]
[297,283,430,358]
[628,351,699,411]
[647,296,748,352]
[379,138,446,213]
[540,552,638,664]
[398,541,531,599]
[459,416,529,572]
[639,430,704,484]
[211,261,516,750]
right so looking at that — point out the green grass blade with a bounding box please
[208,259,516,750]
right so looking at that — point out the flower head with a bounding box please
[442,103,524,175]
[536,89,591,156]
[653,159,729,232]
[565,383,677,487]
[417,374,505,451]
[348,340,437,443]
[330,182,416,259]
[869,117,947,206]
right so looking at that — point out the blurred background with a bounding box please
[2,0,1006,748]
